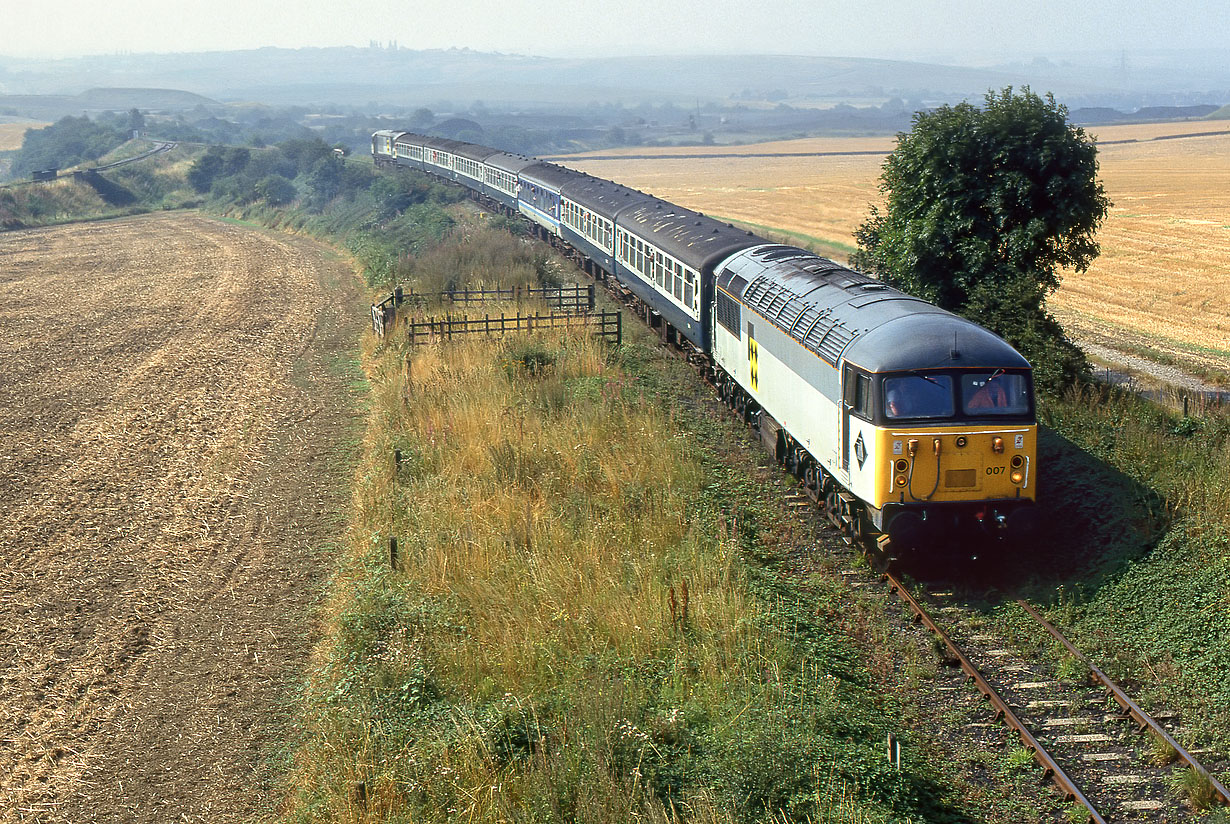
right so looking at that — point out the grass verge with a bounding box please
[1015,384,1230,755]
[281,308,967,821]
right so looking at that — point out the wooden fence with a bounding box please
[405,311,622,346]
[371,284,595,336]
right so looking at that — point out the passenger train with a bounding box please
[372,129,1039,550]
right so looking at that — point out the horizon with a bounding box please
[2,0,1228,64]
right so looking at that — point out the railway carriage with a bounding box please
[711,244,1038,548]
[516,161,581,235]
[482,152,536,210]
[392,132,426,169]
[557,175,653,278]
[615,202,758,351]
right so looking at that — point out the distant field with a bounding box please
[0,122,46,151]
[561,123,1230,373]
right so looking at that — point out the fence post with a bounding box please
[616,311,622,346]
[588,284,595,312]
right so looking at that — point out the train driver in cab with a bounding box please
[967,373,1008,409]
[884,374,954,419]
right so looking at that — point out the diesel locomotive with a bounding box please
[372,130,1039,550]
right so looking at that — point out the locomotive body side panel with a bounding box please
[712,285,845,482]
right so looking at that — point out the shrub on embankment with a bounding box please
[1033,385,1230,749]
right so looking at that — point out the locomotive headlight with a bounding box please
[895,474,908,487]
[955,436,968,448]
[992,436,1004,454]
[1011,455,1024,469]
[894,459,909,473]
[1010,470,1024,484]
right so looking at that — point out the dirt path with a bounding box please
[0,212,365,822]
[1053,308,1230,404]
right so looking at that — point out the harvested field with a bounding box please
[0,123,47,152]
[0,212,364,822]
[563,151,883,256]
[1049,129,1230,372]
[562,124,1230,373]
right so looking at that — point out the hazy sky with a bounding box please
[2,0,1226,61]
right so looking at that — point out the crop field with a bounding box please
[0,213,363,822]
[562,121,1230,375]
[0,123,46,152]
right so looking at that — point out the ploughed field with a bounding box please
[563,121,1230,374]
[0,213,362,822]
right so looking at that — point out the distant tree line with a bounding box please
[12,116,128,177]
[186,136,462,218]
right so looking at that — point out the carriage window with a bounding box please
[961,372,1029,415]
[884,374,954,419]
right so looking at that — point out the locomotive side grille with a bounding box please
[945,469,977,488]
[778,301,804,329]
[815,324,856,365]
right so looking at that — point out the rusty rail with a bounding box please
[1018,599,1230,807]
[882,570,1107,824]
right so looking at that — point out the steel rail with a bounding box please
[882,570,1107,824]
[1018,599,1230,807]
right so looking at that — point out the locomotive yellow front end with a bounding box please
[878,423,1036,506]
[865,369,1040,550]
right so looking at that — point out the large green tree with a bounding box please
[853,87,1109,390]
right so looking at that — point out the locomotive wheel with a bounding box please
[824,490,842,529]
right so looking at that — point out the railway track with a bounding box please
[818,528,1229,821]
[90,140,177,171]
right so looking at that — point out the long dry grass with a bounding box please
[284,321,907,822]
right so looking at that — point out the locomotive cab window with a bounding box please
[961,371,1030,415]
[843,367,873,420]
[884,374,954,419]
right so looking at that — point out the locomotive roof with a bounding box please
[619,199,761,273]
[717,244,1029,371]
[559,174,656,220]
[374,129,407,140]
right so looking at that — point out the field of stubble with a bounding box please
[0,212,362,822]
[562,121,1230,375]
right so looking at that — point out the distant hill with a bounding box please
[1070,104,1221,125]
[1,46,1226,111]
[0,87,215,119]
[1207,104,1230,120]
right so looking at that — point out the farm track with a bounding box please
[0,213,365,822]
